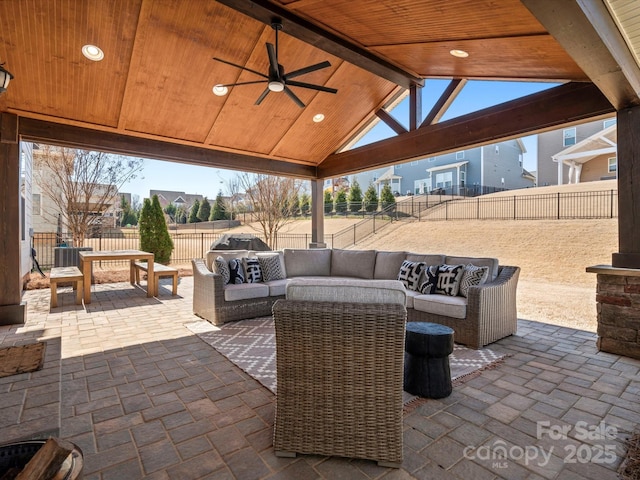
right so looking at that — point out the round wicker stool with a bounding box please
[404,322,455,398]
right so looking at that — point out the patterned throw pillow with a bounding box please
[213,256,231,285]
[228,258,246,284]
[258,255,285,281]
[242,257,263,283]
[418,265,439,294]
[459,264,490,298]
[397,260,426,291]
[435,264,465,296]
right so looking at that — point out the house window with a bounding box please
[455,151,464,160]
[608,157,617,173]
[563,127,576,147]
[495,145,499,154]
[460,170,466,187]
[33,193,41,215]
[435,172,453,189]
[427,157,435,162]
[396,164,402,169]
[411,160,419,166]
[603,118,616,129]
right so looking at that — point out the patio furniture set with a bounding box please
[191,247,520,467]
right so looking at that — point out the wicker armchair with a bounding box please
[191,258,281,325]
[407,265,520,348]
[272,298,407,467]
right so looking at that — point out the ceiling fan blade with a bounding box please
[213,57,268,79]
[255,87,270,105]
[266,43,279,76]
[286,80,338,94]
[284,86,305,108]
[285,61,331,79]
[218,80,268,88]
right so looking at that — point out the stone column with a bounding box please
[309,179,326,248]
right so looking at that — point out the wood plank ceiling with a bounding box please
[0,0,632,179]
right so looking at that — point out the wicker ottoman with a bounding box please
[404,322,455,398]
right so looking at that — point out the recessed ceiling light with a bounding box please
[450,49,469,58]
[82,44,104,61]
[212,84,228,96]
[313,113,325,123]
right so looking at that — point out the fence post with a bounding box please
[557,192,561,220]
[353,225,356,245]
[201,233,204,256]
[513,195,516,220]
[477,197,480,220]
[611,189,614,218]
[445,201,448,220]
[373,214,376,233]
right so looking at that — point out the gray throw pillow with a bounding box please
[459,264,489,297]
[213,256,230,285]
[258,254,285,281]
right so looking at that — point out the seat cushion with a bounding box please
[286,278,406,306]
[284,248,332,277]
[405,289,421,309]
[374,251,407,279]
[330,249,376,279]
[223,283,269,301]
[413,294,467,319]
[265,279,288,297]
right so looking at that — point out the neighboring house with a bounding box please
[32,146,125,235]
[537,117,617,186]
[150,190,203,212]
[350,139,534,196]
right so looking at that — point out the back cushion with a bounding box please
[205,250,250,270]
[284,248,332,277]
[374,251,407,279]
[406,253,445,266]
[445,256,499,281]
[331,249,376,279]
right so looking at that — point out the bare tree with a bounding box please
[34,145,143,246]
[238,173,303,248]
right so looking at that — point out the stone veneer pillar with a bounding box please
[586,265,640,360]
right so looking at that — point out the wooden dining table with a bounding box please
[79,250,155,304]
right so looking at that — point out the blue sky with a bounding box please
[123,79,558,201]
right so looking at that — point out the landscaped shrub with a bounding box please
[139,194,174,264]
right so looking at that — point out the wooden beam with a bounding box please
[17,118,317,179]
[216,0,424,89]
[521,0,640,110]
[0,113,18,144]
[409,84,422,131]
[421,79,467,127]
[319,82,614,178]
[375,109,407,135]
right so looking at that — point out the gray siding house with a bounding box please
[537,117,617,186]
[350,139,534,196]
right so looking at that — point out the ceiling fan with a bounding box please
[212,20,337,107]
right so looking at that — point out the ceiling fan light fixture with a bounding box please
[449,49,469,58]
[213,84,228,96]
[82,44,104,61]
[313,113,325,123]
[268,81,285,92]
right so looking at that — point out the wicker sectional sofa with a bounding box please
[192,248,520,348]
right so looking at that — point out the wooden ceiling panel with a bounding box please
[0,0,140,126]
[373,35,589,81]
[206,28,342,159]
[282,0,546,46]
[119,0,265,142]
[273,63,398,162]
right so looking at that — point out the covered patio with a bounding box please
[0,278,636,479]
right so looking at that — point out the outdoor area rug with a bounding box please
[186,317,508,404]
[0,342,46,378]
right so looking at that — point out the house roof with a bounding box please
[426,161,469,173]
[0,1,637,179]
[553,124,617,165]
[374,167,402,183]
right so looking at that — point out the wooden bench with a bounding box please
[50,266,83,308]
[133,262,178,296]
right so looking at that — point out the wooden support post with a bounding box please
[409,84,422,131]
[613,106,640,268]
[0,113,26,324]
[310,179,325,248]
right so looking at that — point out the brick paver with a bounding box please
[0,277,637,479]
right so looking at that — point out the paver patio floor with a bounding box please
[0,277,638,479]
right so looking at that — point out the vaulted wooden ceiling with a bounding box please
[0,0,638,179]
